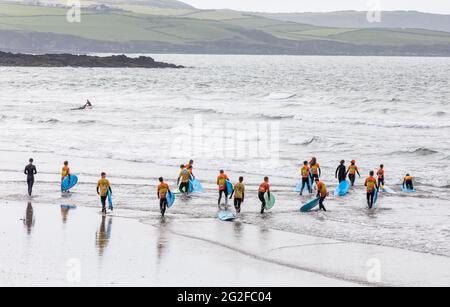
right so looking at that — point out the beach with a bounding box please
[1,55,449,286]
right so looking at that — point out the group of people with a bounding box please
[24,156,415,217]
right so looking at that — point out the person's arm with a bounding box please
[33,166,37,175]
[177,173,181,186]
[319,167,322,177]
[335,167,339,179]
[357,168,361,177]
[157,186,160,199]
[24,166,28,175]
[108,186,112,194]
[267,186,271,200]
[96,183,100,195]
[229,189,234,199]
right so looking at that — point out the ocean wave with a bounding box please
[288,136,321,146]
[265,92,297,100]
[38,118,60,124]
[173,107,219,115]
[391,148,439,156]
[257,113,295,120]
[77,120,97,125]
[433,111,447,117]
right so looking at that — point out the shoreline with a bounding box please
[1,201,449,287]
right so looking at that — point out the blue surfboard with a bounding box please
[372,188,379,209]
[382,186,397,194]
[300,197,320,212]
[226,180,233,194]
[167,190,175,208]
[401,185,416,193]
[335,180,350,197]
[189,178,204,193]
[218,210,236,221]
[107,190,113,211]
[61,175,78,192]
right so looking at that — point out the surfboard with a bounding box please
[60,204,77,210]
[218,210,236,221]
[382,186,397,194]
[265,193,276,209]
[372,188,379,209]
[189,178,204,193]
[61,175,78,192]
[335,180,350,196]
[401,185,416,193]
[226,180,234,194]
[107,190,113,211]
[167,191,175,208]
[300,197,320,212]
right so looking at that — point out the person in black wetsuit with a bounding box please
[24,158,37,196]
[71,100,92,110]
[335,160,347,183]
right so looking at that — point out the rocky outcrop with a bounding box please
[0,51,183,68]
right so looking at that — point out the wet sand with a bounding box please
[1,201,449,287]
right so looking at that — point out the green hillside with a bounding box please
[1,1,450,55]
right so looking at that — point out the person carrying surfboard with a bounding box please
[229,177,245,214]
[346,160,361,187]
[97,172,112,215]
[258,177,271,214]
[177,165,191,195]
[24,158,37,196]
[335,160,347,183]
[403,174,414,191]
[61,161,71,192]
[217,170,230,208]
[315,178,328,212]
[377,164,385,189]
[365,171,378,209]
[299,161,312,195]
[157,177,171,217]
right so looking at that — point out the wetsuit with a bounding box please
[317,181,327,212]
[97,179,112,213]
[404,176,414,190]
[347,164,360,186]
[365,176,378,209]
[300,166,312,195]
[178,169,191,194]
[335,164,347,183]
[217,174,230,206]
[24,164,37,196]
[158,182,170,217]
[231,182,245,213]
[259,182,270,214]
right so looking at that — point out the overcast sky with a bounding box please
[181,0,450,14]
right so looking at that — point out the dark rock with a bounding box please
[0,51,183,68]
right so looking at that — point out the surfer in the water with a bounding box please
[24,158,37,196]
[185,160,195,178]
[97,172,112,215]
[335,160,347,183]
[346,160,361,187]
[403,174,414,190]
[177,164,191,195]
[61,161,71,192]
[230,176,245,214]
[157,177,170,217]
[258,177,271,214]
[72,99,92,110]
[300,161,312,195]
[365,171,378,209]
[310,157,321,181]
[217,170,230,208]
[315,178,328,212]
[377,164,385,189]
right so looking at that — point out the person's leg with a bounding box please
[259,192,266,214]
[367,193,371,208]
[349,174,355,186]
[369,192,374,209]
[319,197,327,211]
[300,178,306,195]
[237,199,242,213]
[218,190,223,206]
[101,196,107,213]
[224,189,229,206]
[27,179,34,196]
[234,198,238,211]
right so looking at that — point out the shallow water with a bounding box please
[0,55,449,258]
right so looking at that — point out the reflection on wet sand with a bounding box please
[23,202,34,235]
[95,216,113,257]
[157,217,168,262]
[60,205,77,224]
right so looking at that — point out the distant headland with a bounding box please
[0,52,184,68]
